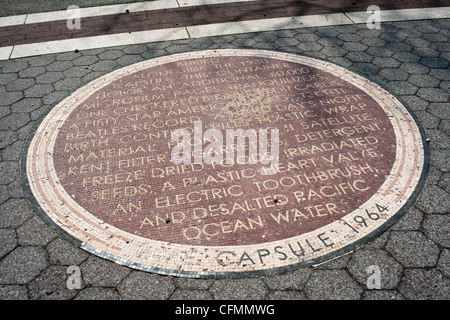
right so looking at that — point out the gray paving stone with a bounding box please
[117,271,174,300]
[427,103,450,120]
[319,46,347,57]
[385,42,413,52]
[419,57,449,68]
[187,38,214,49]
[397,29,423,38]
[274,37,299,47]
[399,62,430,75]
[0,131,17,150]
[73,55,99,66]
[273,30,297,38]
[428,68,450,81]
[432,41,450,52]
[314,252,351,269]
[263,268,311,291]
[415,111,440,129]
[6,78,34,91]
[398,269,450,300]
[53,77,82,91]
[317,37,343,47]
[379,68,409,81]
[347,249,403,290]
[172,278,213,290]
[367,47,394,58]
[437,249,450,278]
[80,256,130,287]
[404,37,430,48]
[74,287,120,300]
[346,51,373,63]
[62,66,92,78]
[423,165,442,186]
[47,237,89,266]
[17,216,57,246]
[231,38,257,47]
[408,74,440,88]
[42,90,69,105]
[35,71,64,84]
[438,172,450,193]
[90,59,119,71]
[295,33,319,42]
[169,289,212,300]
[401,95,429,111]
[55,51,82,61]
[439,120,450,136]
[304,270,363,300]
[10,98,42,113]
[0,161,19,185]
[385,231,440,267]
[1,140,24,161]
[0,91,23,106]
[361,37,386,47]
[392,51,420,63]
[386,81,418,95]
[413,47,440,58]
[0,198,34,228]
[372,57,400,68]
[165,44,192,54]
[0,246,48,284]
[267,290,308,300]
[363,290,405,300]
[98,50,124,60]
[141,49,167,60]
[431,149,450,172]
[1,60,29,73]
[351,63,379,76]
[0,285,28,300]
[24,83,54,98]
[253,32,278,43]
[422,214,450,247]
[0,112,30,131]
[46,60,74,73]
[25,55,55,67]
[295,42,323,52]
[18,66,46,78]
[210,278,268,300]
[116,55,144,66]
[0,106,10,120]
[425,129,450,149]
[0,229,17,259]
[28,265,78,300]
[0,73,18,86]
[0,185,8,204]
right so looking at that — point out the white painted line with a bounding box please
[187,13,354,37]
[177,0,260,7]
[10,27,189,59]
[1,0,260,27]
[346,6,450,23]
[0,46,13,60]
[25,0,179,24]
[0,14,27,27]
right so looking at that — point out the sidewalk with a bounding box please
[0,0,449,300]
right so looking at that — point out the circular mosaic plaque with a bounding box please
[22,49,428,278]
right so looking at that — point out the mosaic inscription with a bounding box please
[24,50,427,277]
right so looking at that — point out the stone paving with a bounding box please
[0,18,449,300]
